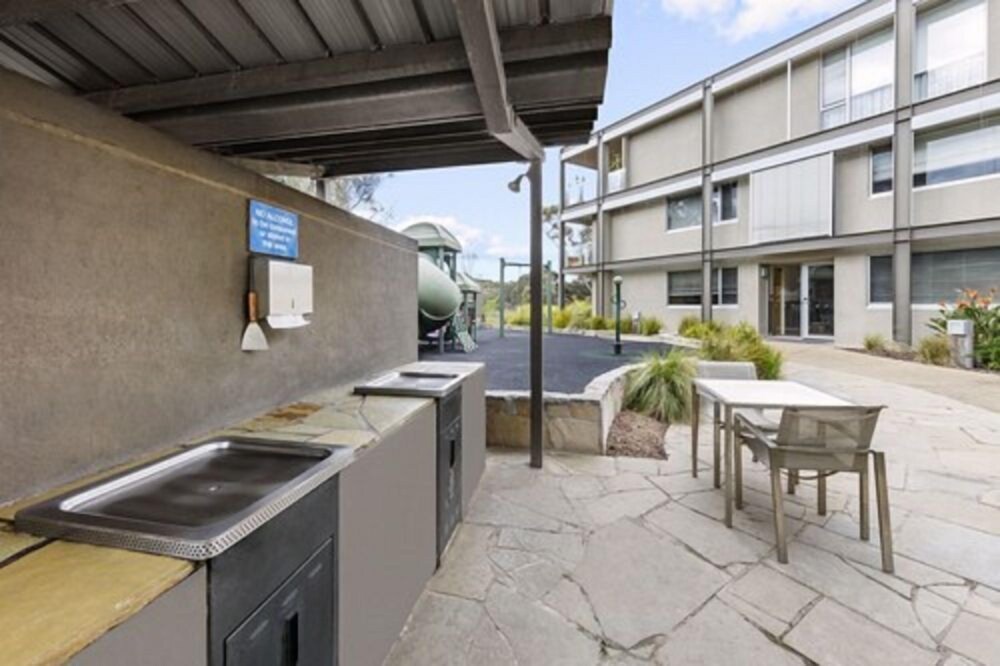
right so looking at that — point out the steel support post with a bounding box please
[529,159,544,468]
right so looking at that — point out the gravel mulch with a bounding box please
[607,410,668,460]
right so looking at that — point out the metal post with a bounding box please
[499,257,506,338]
[613,276,622,355]
[557,219,566,308]
[545,260,553,334]
[529,159,544,469]
[700,82,715,322]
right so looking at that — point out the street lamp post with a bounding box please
[613,275,623,356]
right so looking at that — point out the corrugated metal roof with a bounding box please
[0,0,612,174]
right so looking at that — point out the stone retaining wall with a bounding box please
[485,363,638,454]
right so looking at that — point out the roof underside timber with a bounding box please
[0,0,612,175]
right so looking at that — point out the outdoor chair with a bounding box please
[693,361,779,488]
[734,405,894,573]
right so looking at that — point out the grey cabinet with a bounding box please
[225,539,334,666]
[339,402,436,666]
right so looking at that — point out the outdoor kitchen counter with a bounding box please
[0,365,483,666]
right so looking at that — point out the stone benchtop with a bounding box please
[0,361,482,665]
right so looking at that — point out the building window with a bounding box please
[716,267,739,305]
[712,182,738,223]
[869,255,893,303]
[667,268,738,305]
[666,192,702,231]
[871,145,893,195]
[912,247,1000,304]
[667,270,702,305]
[915,0,986,101]
[821,29,894,130]
[914,115,1000,188]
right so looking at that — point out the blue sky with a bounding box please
[373,0,858,278]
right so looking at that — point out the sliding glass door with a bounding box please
[803,264,835,337]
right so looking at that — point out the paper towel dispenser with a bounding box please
[252,257,313,329]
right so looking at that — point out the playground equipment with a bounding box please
[402,221,481,351]
[498,258,555,338]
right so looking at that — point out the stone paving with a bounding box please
[385,361,1000,666]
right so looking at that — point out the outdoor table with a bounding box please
[691,379,852,528]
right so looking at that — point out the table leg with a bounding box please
[691,386,700,478]
[713,402,721,489]
[724,404,734,528]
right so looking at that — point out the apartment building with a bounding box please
[558,0,1000,346]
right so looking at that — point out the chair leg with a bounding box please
[713,402,722,489]
[787,470,798,495]
[817,473,827,516]
[770,466,788,564]
[873,452,895,574]
[859,463,870,542]
[691,387,700,479]
[734,423,743,510]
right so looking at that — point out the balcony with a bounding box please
[607,167,627,194]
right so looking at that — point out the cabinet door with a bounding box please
[225,539,334,666]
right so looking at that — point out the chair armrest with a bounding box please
[734,413,777,447]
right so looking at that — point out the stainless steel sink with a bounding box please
[354,370,461,398]
[15,438,351,560]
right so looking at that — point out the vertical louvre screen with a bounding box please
[749,154,834,245]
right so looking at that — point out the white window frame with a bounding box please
[912,115,1000,192]
[868,144,893,198]
[866,255,894,308]
[665,191,703,234]
[914,0,989,103]
[820,28,894,130]
[712,182,739,226]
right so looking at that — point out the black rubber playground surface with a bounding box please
[419,328,671,393]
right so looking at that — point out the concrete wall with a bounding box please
[991,0,1000,79]
[626,109,702,186]
[834,254,893,347]
[835,147,893,235]
[913,177,1000,226]
[713,71,788,161]
[711,176,752,250]
[790,56,821,139]
[0,70,418,503]
[607,199,701,262]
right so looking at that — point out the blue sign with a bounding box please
[249,200,299,259]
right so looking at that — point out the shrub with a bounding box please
[589,315,611,330]
[863,333,888,354]
[552,306,571,329]
[699,324,783,379]
[918,334,952,366]
[639,316,663,336]
[677,315,703,338]
[684,320,725,341]
[565,300,593,330]
[505,303,532,326]
[618,315,634,335]
[930,288,1000,370]
[625,350,696,423]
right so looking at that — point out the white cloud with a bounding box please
[484,234,528,259]
[660,0,858,41]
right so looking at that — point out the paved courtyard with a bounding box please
[386,355,1000,666]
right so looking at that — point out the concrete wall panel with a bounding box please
[834,254,892,347]
[0,70,417,503]
[626,109,702,187]
[713,71,788,161]
[608,201,700,262]
[913,177,1000,226]
[835,147,893,235]
[790,56,821,139]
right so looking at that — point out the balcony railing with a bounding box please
[915,54,985,101]
[565,243,596,268]
[607,168,626,194]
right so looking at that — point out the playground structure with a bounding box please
[498,257,555,337]
[402,221,482,351]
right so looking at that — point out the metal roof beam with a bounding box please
[84,17,610,114]
[452,0,542,161]
[0,0,141,27]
